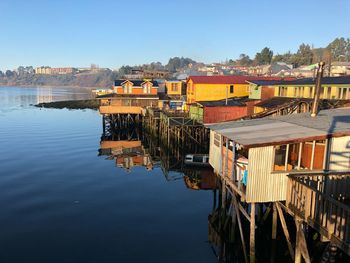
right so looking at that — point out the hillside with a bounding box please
[0,70,116,88]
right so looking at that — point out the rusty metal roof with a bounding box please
[207,108,350,147]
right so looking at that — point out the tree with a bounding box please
[118,65,133,76]
[17,66,25,76]
[327,37,350,61]
[272,51,293,64]
[236,54,253,66]
[166,57,196,72]
[5,70,15,78]
[0,71,4,78]
[254,47,273,65]
[293,43,313,67]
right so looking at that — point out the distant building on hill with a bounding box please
[123,69,170,80]
[35,67,76,75]
[330,62,350,76]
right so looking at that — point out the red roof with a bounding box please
[188,75,289,85]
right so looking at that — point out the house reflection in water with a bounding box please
[183,168,218,190]
[99,135,156,172]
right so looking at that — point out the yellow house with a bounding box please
[274,76,350,100]
[186,76,281,104]
[165,80,184,97]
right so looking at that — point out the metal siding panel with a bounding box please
[205,106,248,124]
[247,146,288,203]
[209,130,221,173]
[329,136,350,170]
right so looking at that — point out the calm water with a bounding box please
[0,87,216,263]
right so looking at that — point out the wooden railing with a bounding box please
[286,172,350,255]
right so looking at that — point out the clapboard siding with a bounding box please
[247,146,288,203]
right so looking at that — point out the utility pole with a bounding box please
[311,61,325,117]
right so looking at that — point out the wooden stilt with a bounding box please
[232,193,248,263]
[295,220,302,263]
[272,203,277,240]
[276,202,294,260]
[295,219,311,263]
[250,203,256,263]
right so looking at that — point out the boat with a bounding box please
[184,154,210,166]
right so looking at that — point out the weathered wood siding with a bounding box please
[247,146,288,203]
[99,106,142,114]
[209,130,221,173]
[329,135,350,170]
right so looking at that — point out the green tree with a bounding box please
[166,57,196,72]
[327,37,350,61]
[254,47,273,65]
[236,54,253,66]
[293,43,313,67]
[5,70,15,78]
[272,51,293,64]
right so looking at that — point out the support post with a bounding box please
[232,193,248,263]
[272,203,277,240]
[276,202,294,260]
[250,203,256,263]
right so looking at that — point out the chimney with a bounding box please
[311,62,325,117]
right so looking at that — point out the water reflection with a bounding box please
[0,86,92,110]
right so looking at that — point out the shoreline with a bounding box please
[0,84,104,90]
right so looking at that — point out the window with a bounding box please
[320,87,325,99]
[273,140,326,171]
[123,82,133,94]
[230,85,234,93]
[214,133,221,147]
[273,145,287,171]
[143,83,152,94]
[287,143,300,170]
[279,86,287,97]
[313,140,326,169]
[171,83,178,92]
[327,87,332,99]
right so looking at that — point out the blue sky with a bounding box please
[0,0,349,71]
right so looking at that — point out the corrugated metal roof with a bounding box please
[277,76,350,86]
[247,79,294,86]
[187,76,286,85]
[255,97,308,108]
[207,108,350,147]
[247,76,350,86]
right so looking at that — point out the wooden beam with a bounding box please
[250,203,256,263]
[272,203,277,240]
[232,193,248,263]
[296,220,311,263]
[276,202,295,260]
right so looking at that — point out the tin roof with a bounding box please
[207,108,350,148]
[187,76,286,85]
[248,76,350,86]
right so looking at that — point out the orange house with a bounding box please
[114,79,158,95]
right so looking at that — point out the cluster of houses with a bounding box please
[97,75,350,123]
[97,72,350,259]
[172,61,350,79]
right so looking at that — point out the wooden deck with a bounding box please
[99,106,142,114]
[286,172,350,255]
